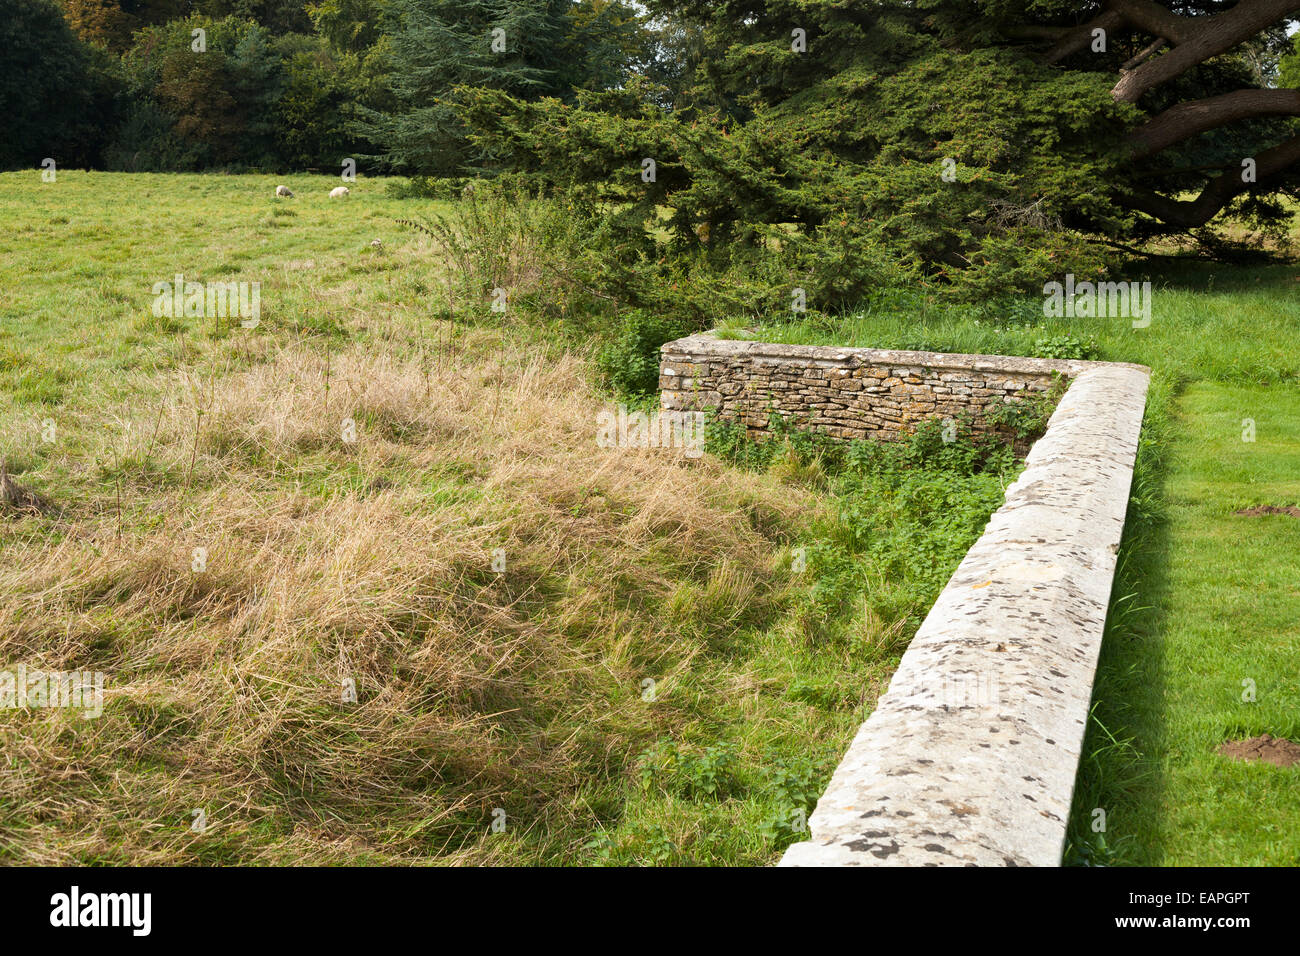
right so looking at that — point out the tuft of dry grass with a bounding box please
[0,335,818,864]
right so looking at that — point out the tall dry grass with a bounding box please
[0,335,816,864]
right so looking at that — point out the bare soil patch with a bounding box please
[1217,734,1300,767]
[1233,505,1300,517]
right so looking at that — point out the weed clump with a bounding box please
[708,414,1025,646]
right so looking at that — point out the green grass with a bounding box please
[733,268,1300,386]
[0,170,458,423]
[1070,381,1300,866]
[737,259,1300,866]
[0,168,470,509]
[0,171,1015,866]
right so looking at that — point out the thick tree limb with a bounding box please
[1040,0,1190,65]
[1027,0,1300,229]
[1127,132,1300,227]
[1111,0,1300,102]
[1004,25,1072,41]
[1131,161,1242,178]
[1037,0,1300,101]
[1120,38,1167,72]
[1127,87,1300,157]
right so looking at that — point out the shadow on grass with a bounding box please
[1064,389,1177,866]
[1145,259,1300,294]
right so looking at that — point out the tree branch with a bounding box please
[1127,87,1300,157]
[1039,0,1190,65]
[1111,0,1300,102]
[1126,132,1300,227]
[1120,37,1167,72]
[1131,161,1240,179]
[1108,0,1195,45]
[1003,25,1072,42]
[1040,9,1126,64]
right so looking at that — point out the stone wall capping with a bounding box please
[657,331,1151,868]
[660,331,1150,379]
[778,363,1150,867]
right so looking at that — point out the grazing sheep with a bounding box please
[275,185,293,197]
[329,186,350,199]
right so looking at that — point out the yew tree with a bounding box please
[659,0,1300,238]
[465,1,1300,299]
[1019,0,1300,232]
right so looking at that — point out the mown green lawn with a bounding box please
[1094,381,1300,865]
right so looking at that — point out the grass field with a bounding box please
[1074,380,1300,865]
[1,171,1017,865]
[2,170,1296,866]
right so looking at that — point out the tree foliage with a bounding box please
[7,0,1298,289]
[353,0,649,173]
[462,1,1300,301]
[103,15,378,170]
[0,0,120,169]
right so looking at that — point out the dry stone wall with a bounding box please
[658,332,1152,867]
[660,333,1106,441]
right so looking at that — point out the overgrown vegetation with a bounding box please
[461,1,1300,307]
[711,413,1027,645]
[0,171,1030,865]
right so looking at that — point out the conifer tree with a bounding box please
[355,0,645,173]
[464,1,1300,295]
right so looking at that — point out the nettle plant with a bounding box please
[704,412,1028,646]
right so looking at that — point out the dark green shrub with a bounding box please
[104,101,204,172]
[387,175,473,199]
[596,311,689,397]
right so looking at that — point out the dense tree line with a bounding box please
[3,0,1297,297]
[2,0,650,172]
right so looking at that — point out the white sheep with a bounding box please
[275,185,293,197]
[329,186,350,199]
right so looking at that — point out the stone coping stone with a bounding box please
[660,332,1150,379]
[778,362,1151,867]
